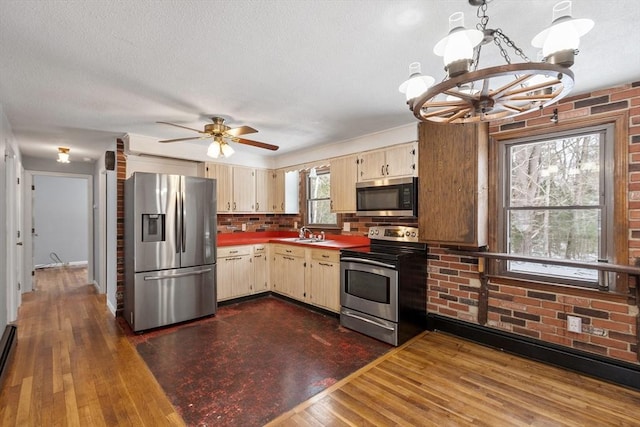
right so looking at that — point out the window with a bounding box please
[307,169,337,227]
[497,124,614,287]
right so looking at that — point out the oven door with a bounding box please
[340,258,398,322]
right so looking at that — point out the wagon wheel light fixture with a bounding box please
[399,0,593,124]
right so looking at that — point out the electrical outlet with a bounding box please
[294,221,298,229]
[343,222,351,232]
[241,223,247,231]
[567,315,582,333]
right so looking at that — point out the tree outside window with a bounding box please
[307,169,337,227]
[498,124,614,287]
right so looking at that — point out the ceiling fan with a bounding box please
[157,116,279,158]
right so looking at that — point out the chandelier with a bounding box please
[399,0,593,124]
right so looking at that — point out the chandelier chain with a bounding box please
[494,29,530,63]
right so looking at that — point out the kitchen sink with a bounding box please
[275,237,333,244]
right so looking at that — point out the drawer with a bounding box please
[218,245,252,258]
[311,249,339,263]
[253,244,267,253]
[274,244,305,258]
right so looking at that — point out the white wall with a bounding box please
[33,175,89,267]
[1,103,22,325]
[125,152,201,178]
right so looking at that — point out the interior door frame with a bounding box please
[5,146,21,322]
[23,170,94,292]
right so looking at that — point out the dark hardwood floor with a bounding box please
[2,266,639,426]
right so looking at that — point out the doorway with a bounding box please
[23,171,93,292]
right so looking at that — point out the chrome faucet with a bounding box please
[299,226,311,239]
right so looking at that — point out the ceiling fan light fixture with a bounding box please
[207,142,221,159]
[57,147,70,163]
[221,142,235,158]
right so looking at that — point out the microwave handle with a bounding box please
[340,257,395,269]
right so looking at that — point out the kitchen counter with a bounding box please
[217,231,369,250]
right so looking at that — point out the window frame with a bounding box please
[305,168,338,229]
[489,112,628,294]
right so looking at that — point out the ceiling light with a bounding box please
[401,0,593,124]
[206,137,234,159]
[57,147,70,163]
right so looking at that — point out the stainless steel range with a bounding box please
[340,226,427,346]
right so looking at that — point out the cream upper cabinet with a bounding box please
[255,169,270,213]
[270,169,285,213]
[357,149,387,181]
[330,155,358,212]
[232,166,256,212]
[357,142,417,181]
[205,163,233,213]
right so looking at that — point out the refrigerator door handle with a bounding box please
[143,268,213,281]
[181,190,186,253]
[175,192,180,253]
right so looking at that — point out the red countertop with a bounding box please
[217,231,369,250]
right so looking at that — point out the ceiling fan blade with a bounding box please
[225,125,258,137]
[157,121,205,133]
[234,138,279,151]
[159,136,205,143]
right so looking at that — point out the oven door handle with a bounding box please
[340,257,395,269]
[342,310,395,331]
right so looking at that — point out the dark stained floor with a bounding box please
[123,296,390,426]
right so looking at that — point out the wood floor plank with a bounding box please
[3,266,640,426]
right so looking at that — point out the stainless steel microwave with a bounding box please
[356,177,418,217]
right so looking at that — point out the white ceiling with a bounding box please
[1,0,639,163]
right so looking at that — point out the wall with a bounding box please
[427,82,640,364]
[33,175,88,266]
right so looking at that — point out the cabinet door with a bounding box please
[419,121,488,246]
[254,169,270,213]
[358,149,386,181]
[233,255,253,297]
[232,167,255,212]
[285,257,306,301]
[309,259,340,312]
[385,143,417,178]
[330,155,358,212]
[271,169,285,213]
[272,253,286,295]
[206,163,233,213]
[253,252,268,293]
[217,256,234,301]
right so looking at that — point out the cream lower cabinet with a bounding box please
[253,244,269,293]
[217,246,253,301]
[271,244,306,301]
[308,249,340,313]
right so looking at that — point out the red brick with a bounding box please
[449,276,471,285]
[589,335,629,351]
[541,301,565,311]
[528,322,558,334]
[611,87,640,101]
[497,286,527,296]
[609,313,636,324]
[590,300,629,314]
[591,319,632,333]
[558,296,590,307]
[541,333,572,346]
[526,306,558,318]
[608,349,639,363]
[449,262,471,271]
[439,307,458,317]
[448,302,470,312]
[512,296,543,307]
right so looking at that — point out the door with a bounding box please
[181,176,216,267]
[5,146,20,322]
[132,173,180,272]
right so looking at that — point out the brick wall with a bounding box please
[428,81,640,364]
[116,139,126,312]
[217,213,301,233]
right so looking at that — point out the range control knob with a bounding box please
[405,231,410,237]
[411,232,417,237]
[374,229,379,235]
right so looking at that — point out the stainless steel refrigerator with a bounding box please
[124,172,217,332]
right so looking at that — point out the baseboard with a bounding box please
[106,298,117,316]
[218,292,339,319]
[35,261,88,269]
[0,325,18,389]
[427,314,640,391]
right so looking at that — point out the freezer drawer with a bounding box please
[128,265,216,332]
